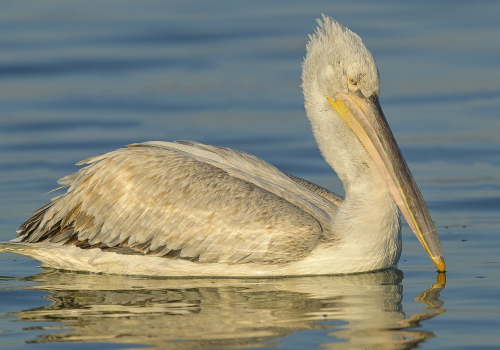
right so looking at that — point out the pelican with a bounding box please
[0,16,445,276]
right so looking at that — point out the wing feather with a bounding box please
[18,141,340,264]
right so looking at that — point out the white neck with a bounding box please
[305,92,402,271]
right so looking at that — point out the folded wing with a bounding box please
[18,141,339,264]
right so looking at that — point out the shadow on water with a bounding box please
[4,269,446,350]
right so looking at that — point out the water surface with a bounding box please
[1,1,500,349]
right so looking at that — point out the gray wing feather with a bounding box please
[18,141,339,264]
[285,174,343,207]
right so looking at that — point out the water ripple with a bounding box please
[0,57,210,77]
[1,119,140,133]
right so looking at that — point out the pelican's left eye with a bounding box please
[348,77,357,86]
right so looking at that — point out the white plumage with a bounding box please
[0,16,445,276]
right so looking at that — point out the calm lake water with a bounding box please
[1,1,499,349]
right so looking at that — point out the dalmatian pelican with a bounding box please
[0,16,445,276]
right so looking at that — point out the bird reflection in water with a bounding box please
[8,269,445,349]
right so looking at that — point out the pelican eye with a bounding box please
[348,77,358,86]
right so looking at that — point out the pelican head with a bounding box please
[302,16,445,272]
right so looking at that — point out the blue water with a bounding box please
[1,1,500,349]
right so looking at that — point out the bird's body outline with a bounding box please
[0,16,445,276]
